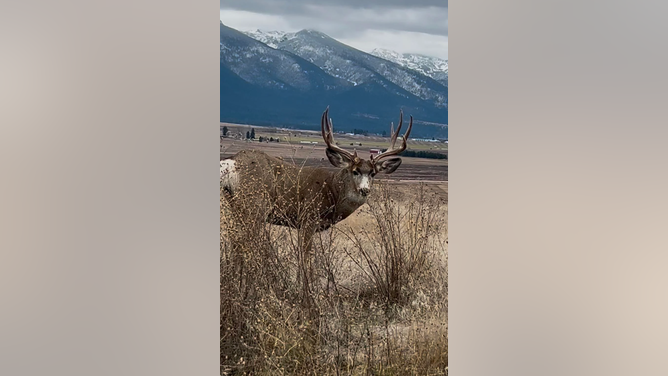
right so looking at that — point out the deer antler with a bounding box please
[372,110,413,162]
[321,107,357,161]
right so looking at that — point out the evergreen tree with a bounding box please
[222,126,228,136]
[250,128,255,139]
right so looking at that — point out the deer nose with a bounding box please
[360,188,370,196]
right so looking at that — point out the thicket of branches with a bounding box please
[221,180,448,375]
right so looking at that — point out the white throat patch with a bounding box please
[357,175,371,191]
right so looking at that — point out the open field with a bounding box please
[221,122,448,152]
[221,123,448,183]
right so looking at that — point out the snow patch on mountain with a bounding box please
[370,48,448,86]
[243,30,295,49]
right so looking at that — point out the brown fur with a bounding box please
[225,149,372,232]
[222,108,411,233]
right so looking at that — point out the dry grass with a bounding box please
[221,173,448,375]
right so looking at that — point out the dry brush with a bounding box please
[221,175,447,375]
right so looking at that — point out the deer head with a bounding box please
[321,107,413,197]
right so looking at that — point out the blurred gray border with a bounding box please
[3,0,668,375]
[0,1,219,375]
[449,0,668,375]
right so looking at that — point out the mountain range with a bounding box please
[221,21,448,138]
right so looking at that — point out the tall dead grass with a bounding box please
[221,178,448,375]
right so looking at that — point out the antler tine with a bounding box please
[374,111,413,162]
[388,121,396,150]
[321,107,329,142]
[321,107,334,145]
[320,107,354,160]
[392,111,403,147]
[329,117,334,142]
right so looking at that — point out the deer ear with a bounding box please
[326,148,352,168]
[378,158,402,174]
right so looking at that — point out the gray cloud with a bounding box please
[222,0,447,12]
[221,1,447,36]
[221,0,447,59]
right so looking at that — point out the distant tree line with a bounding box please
[352,129,369,136]
[381,149,447,160]
[221,126,280,142]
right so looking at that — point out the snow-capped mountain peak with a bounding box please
[242,29,295,49]
[297,29,329,37]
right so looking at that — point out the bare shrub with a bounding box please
[340,182,448,308]
[220,185,289,372]
[220,173,326,374]
[221,177,448,375]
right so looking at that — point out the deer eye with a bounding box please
[370,172,376,177]
[352,170,359,176]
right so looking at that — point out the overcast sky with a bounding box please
[220,0,448,60]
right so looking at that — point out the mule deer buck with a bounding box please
[220,107,412,232]
[220,107,412,311]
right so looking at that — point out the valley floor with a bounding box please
[220,124,448,183]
